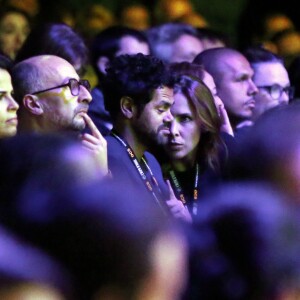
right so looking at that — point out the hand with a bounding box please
[165,180,192,223]
[79,113,108,177]
[218,103,234,137]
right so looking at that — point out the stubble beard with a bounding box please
[72,114,86,131]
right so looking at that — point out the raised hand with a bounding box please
[79,113,108,177]
[218,103,234,137]
[165,180,192,223]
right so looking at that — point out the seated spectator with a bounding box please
[183,182,300,300]
[167,62,233,136]
[243,45,293,121]
[11,55,108,176]
[102,53,192,222]
[146,22,203,63]
[194,48,258,132]
[0,54,19,138]
[157,74,223,218]
[88,25,150,135]
[0,6,31,60]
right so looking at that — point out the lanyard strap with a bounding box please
[111,131,168,215]
[169,163,199,215]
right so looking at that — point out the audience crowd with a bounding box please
[0,0,300,299]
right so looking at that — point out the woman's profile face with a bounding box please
[0,12,30,59]
[162,91,201,168]
[0,68,19,138]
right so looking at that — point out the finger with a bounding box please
[166,179,176,198]
[82,113,103,140]
[81,140,99,151]
[219,105,234,136]
[81,133,106,146]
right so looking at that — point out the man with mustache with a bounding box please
[102,53,191,221]
[11,55,108,176]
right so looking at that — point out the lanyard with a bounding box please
[169,163,199,216]
[111,131,168,215]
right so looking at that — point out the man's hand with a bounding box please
[79,114,108,177]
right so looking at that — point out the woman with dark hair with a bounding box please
[0,6,31,60]
[168,61,234,136]
[159,74,223,219]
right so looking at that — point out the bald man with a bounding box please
[11,55,107,175]
[194,48,258,130]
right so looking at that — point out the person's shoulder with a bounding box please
[144,151,161,168]
[106,135,122,152]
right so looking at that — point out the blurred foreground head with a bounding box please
[183,182,300,300]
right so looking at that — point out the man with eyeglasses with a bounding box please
[244,46,293,121]
[11,55,108,176]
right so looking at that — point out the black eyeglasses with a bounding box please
[31,78,91,96]
[256,84,294,100]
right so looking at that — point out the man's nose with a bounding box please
[249,80,258,95]
[8,95,19,111]
[78,85,92,103]
[164,110,174,123]
[279,90,290,104]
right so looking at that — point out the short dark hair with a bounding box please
[102,53,173,121]
[243,45,283,64]
[90,25,149,79]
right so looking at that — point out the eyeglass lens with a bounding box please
[70,79,90,96]
[270,85,294,99]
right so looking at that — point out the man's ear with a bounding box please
[23,94,44,115]
[97,56,110,74]
[120,96,136,119]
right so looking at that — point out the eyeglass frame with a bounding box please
[31,78,91,96]
[256,84,295,100]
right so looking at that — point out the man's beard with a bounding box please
[133,122,170,153]
[72,114,86,131]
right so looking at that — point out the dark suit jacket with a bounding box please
[106,135,170,214]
